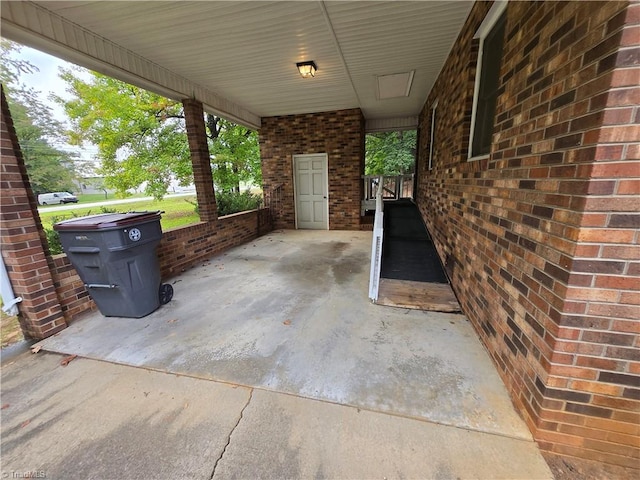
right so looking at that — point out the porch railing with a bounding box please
[265,183,283,222]
[368,178,384,302]
[361,174,414,214]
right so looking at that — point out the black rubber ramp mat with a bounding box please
[381,201,448,283]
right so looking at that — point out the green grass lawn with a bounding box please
[39,196,201,231]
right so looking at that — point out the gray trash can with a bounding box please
[54,211,173,318]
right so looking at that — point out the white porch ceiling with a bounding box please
[1,1,474,130]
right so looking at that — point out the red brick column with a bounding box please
[541,2,640,464]
[0,87,67,339]
[183,98,217,222]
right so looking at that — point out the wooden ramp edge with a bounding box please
[376,278,461,313]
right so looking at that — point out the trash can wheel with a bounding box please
[159,284,174,305]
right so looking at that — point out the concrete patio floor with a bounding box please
[1,230,554,478]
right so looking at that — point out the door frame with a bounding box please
[292,153,329,230]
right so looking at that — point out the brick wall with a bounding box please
[50,254,97,320]
[0,87,67,339]
[417,0,638,468]
[260,109,365,230]
[157,208,272,277]
[539,1,640,464]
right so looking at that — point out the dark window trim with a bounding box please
[469,2,508,160]
[428,100,438,171]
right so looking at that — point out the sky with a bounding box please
[16,46,72,116]
[8,42,100,163]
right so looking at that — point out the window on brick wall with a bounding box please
[428,100,438,171]
[469,2,508,159]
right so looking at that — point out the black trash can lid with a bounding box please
[54,211,161,231]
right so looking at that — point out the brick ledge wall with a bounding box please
[51,208,272,322]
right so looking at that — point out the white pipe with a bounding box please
[368,176,385,302]
[0,251,22,316]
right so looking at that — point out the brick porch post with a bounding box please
[0,87,67,339]
[183,98,217,222]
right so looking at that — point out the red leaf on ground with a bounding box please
[1,404,9,410]
[283,320,291,325]
[20,419,30,428]
[60,354,77,366]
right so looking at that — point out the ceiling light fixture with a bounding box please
[296,61,317,78]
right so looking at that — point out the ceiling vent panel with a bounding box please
[376,71,414,100]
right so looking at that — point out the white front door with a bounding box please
[293,154,328,230]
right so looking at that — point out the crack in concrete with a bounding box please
[210,388,253,479]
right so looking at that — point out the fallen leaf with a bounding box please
[283,320,291,326]
[184,402,189,409]
[1,404,9,410]
[31,345,42,354]
[20,420,30,428]
[60,354,77,367]
[167,319,179,323]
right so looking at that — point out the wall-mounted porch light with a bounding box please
[296,61,317,78]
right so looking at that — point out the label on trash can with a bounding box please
[128,228,142,242]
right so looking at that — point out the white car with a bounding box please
[38,192,78,205]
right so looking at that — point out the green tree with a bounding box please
[57,69,191,198]
[58,69,260,198]
[0,40,77,195]
[207,115,261,193]
[365,130,417,175]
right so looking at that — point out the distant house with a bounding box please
[73,176,113,196]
